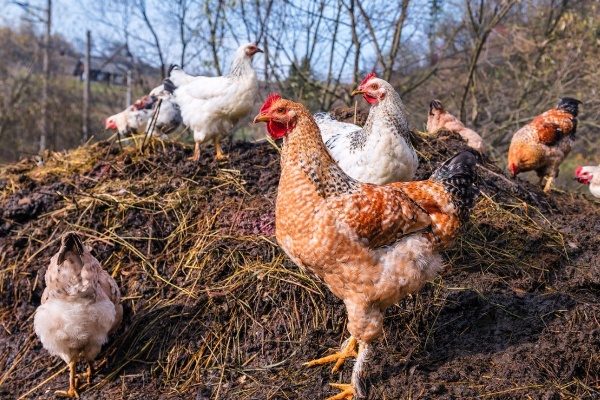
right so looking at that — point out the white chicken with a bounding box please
[105,96,155,137]
[164,42,263,162]
[427,99,486,153]
[315,73,418,184]
[105,92,182,140]
[576,165,600,198]
[144,85,183,137]
[34,232,122,398]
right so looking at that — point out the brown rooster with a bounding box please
[427,99,486,153]
[34,232,122,398]
[507,97,582,192]
[254,94,479,399]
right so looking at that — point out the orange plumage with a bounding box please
[507,97,581,192]
[254,95,479,399]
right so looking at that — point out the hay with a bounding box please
[1,132,599,399]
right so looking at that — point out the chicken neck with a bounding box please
[361,88,410,143]
[229,55,256,78]
[280,109,360,198]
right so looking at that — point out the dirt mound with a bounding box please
[1,130,599,399]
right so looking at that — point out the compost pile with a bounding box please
[1,126,599,399]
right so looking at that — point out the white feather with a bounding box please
[314,78,418,185]
[170,43,260,147]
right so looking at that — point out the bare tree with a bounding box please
[459,0,518,121]
[137,0,166,77]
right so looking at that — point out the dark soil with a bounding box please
[1,127,599,400]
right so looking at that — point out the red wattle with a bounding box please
[267,121,287,139]
[364,94,377,105]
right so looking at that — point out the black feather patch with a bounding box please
[163,78,176,94]
[167,64,179,75]
[557,97,582,117]
[431,151,480,218]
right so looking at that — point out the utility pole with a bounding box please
[40,0,51,151]
[126,69,132,107]
[83,30,91,143]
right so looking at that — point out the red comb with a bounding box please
[260,93,282,113]
[575,166,582,176]
[360,72,377,86]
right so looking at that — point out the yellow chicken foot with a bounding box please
[323,342,370,399]
[214,138,229,161]
[188,142,200,162]
[76,359,98,389]
[304,336,358,373]
[543,176,554,193]
[326,383,355,400]
[54,359,80,398]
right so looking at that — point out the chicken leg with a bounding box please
[214,138,229,161]
[54,359,79,398]
[188,142,201,162]
[76,358,100,390]
[543,176,554,193]
[304,336,358,373]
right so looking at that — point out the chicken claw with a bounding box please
[305,336,358,373]
[214,138,229,162]
[54,359,80,398]
[327,383,355,400]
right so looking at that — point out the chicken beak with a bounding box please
[253,114,271,123]
[351,89,364,97]
[256,47,264,53]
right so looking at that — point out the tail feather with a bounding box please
[431,151,479,215]
[163,78,176,94]
[167,64,179,76]
[557,97,582,117]
[429,99,444,115]
[58,232,85,266]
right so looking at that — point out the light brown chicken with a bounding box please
[254,94,479,399]
[34,232,122,398]
[427,99,485,153]
[507,97,582,192]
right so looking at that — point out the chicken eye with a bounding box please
[371,84,378,89]
[277,108,284,113]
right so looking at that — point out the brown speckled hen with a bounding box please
[34,232,122,398]
[254,94,479,399]
[507,97,582,192]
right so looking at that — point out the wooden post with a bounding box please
[126,69,132,107]
[83,30,91,143]
[40,0,51,151]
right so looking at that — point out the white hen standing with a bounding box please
[164,43,263,162]
[34,232,122,398]
[315,73,418,184]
